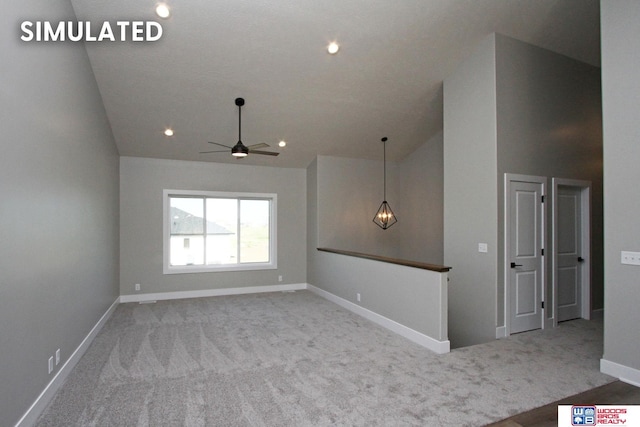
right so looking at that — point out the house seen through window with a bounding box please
[164,190,277,273]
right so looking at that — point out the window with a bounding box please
[163,190,277,274]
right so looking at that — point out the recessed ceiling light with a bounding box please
[155,3,171,19]
[164,128,174,137]
[327,42,339,55]
[278,140,287,147]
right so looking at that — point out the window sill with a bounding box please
[163,262,277,275]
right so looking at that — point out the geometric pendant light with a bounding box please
[372,137,397,230]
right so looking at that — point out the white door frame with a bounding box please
[504,173,547,337]
[551,178,591,327]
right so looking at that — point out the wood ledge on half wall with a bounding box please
[317,248,451,273]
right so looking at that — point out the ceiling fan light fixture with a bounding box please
[231,142,249,157]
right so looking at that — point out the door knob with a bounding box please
[510,262,523,268]
[577,257,585,262]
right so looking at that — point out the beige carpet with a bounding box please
[36,290,613,426]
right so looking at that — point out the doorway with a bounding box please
[552,178,591,325]
[505,174,546,335]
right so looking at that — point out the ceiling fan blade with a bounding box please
[199,149,229,154]
[208,142,232,149]
[250,150,279,156]
[247,143,269,150]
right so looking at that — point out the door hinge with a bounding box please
[541,301,545,309]
[541,195,545,203]
[541,248,544,256]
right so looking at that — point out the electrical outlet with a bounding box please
[48,356,54,374]
[356,293,361,302]
[55,349,60,365]
[621,251,640,266]
[478,243,488,253]
[135,283,140,291]
[278,275,283,282]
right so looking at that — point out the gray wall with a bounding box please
[444,34,499,348]
[313,251,449,347]
[119,157,306,296]
[444,33,603,348]
[314,132,444,265]
[601,0,640,376]
[306,158,320,286]
[494,34,603,325]
[315,155,401,258]
[397,131,444,264]
[307,146,449,351]
[0,1,120,425]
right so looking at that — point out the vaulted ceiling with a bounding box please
[70,0,601,168]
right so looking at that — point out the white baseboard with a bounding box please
[600,358,640,387]
[496,326,506,339]
[15,297,120,427]
[119,283,308,303]
[307,284,450,354]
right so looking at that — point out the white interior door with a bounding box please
[507,178,545,334]
[552,178,591,325]
[557,186,583,322]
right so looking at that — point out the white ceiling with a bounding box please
[70,0,601,168]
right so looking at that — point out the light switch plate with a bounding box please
[478,243,488,253]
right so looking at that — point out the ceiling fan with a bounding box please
[200,97,279,158]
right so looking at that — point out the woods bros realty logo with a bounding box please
[20,20,163,42]
[558,405,640,426]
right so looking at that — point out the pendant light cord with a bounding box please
[382,137,387,200]
[383,140,386,200]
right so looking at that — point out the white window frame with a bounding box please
[163,189,277,274]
